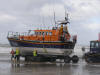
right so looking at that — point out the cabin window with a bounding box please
[49,32,52,35]
[42,32,44,36]
[39,32,41,35]
[37,32,39,35]
[35,32,36,35]
[46,32,48,35]
[29,31,34,36]
[90,42,95,48]
[95,43,99,48]
[35,32,38,35]
[90,42,99,48]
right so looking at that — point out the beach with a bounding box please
[0,46,100,75]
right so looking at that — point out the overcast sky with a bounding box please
[0,0,100,45]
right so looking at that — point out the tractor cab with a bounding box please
[84,34,100,63]
[90,41,100,53]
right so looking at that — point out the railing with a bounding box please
[7,31,19,39]
[7,31,28,39]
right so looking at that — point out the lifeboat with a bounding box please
[7,15,77,56]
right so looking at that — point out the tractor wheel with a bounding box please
[72,55,79,63]
[64,56,71,63]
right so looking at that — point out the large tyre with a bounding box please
[64,56,71,63]
[85,55,94,63]
[72,55,79,63]
[85,57,92,63]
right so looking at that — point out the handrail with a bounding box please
[7,31,31,39]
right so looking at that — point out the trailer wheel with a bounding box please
[64,56,71,63]
[25,56,31,62]
[50,58,56,62]
[72,55,79,63]
[25,56,28,61]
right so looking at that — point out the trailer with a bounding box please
[22,51,79,63]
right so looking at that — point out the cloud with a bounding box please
[0,13,16,22]
[0,0,100,45]
[40,4,65,18]
[63,0,100,21]
[61,0,100,45]
[87,23,100,30]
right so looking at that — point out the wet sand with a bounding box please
[0,54,100,75]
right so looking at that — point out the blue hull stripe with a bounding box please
[8,38,75,49]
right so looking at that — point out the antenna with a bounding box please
[98,33,100,41]
[65,10,68,21]
[57,10,70,25]
[65,10,70,24]
[42,16,46,29]
[53,11,56,27]
[48,13,53,29]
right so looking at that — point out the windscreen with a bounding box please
[90,41,99,48]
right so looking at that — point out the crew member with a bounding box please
[15,48,20,62]
[10,49,15,61]
[82,47,85,52]
[33,49,37,57]
[60,24,63,35]
[82,47,85,59]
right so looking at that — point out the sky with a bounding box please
[0,0,100,45]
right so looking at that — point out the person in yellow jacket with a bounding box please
[33,49,37,57]
[15,48,20,61]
